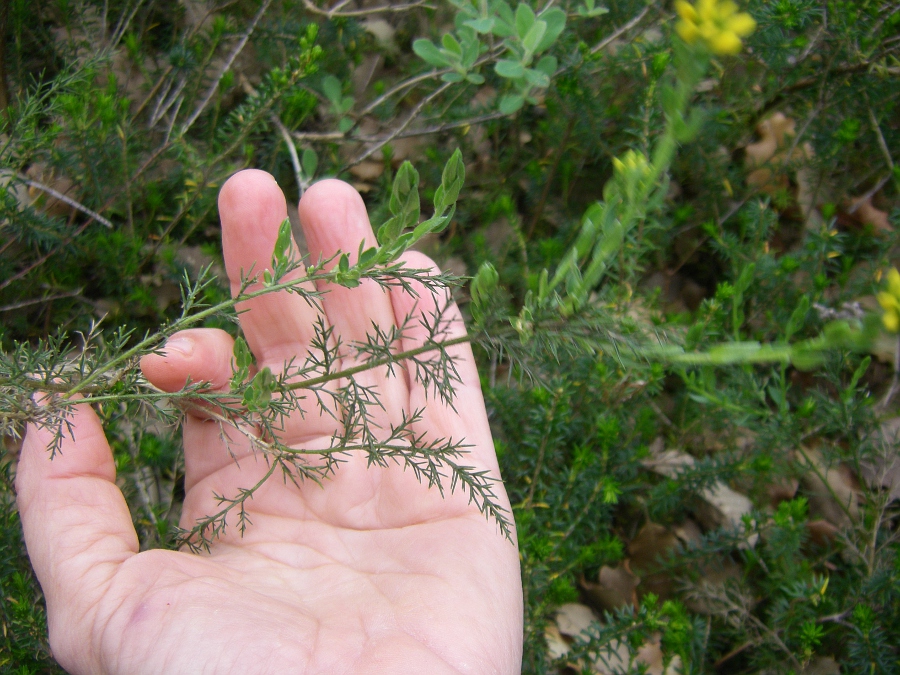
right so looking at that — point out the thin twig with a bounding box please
[150,76,189,128]
[712,640,756,668]
[867,103,895,171]
[16,175,113,228]
[428,111,509,138]
[360,69,449,117]
[817,610,852,625]
[101,0,109,42]
[359,47,502,118]
[272,114,304,198]
[301,0,433,18]
[109,0,146,49]
[769,61,872,101]
[293,111,506,143]
[794,4,827,64]
[344,81,453,169]
[555,474,607,548]
[135,66,173,122]
[0,290,85,313]
[527,114,575,237]
[132,468,160,529]
[590,6,651,56]
[523,390,561,508]
[746,612,802,670]
[162,95,185,147]
[848,173,893,215]
[178,0,274,138]
[0,221,94,292]
[794,444,862,565]
[134,0,240,121]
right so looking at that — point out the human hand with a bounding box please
[15,170,523,674]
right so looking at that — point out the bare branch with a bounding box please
[360,68,449,116]
[109,0,146,49]
[359,45,503,118]
[590,6,652,56]
[0,289,85,313]
[272,115,305,197]
[301,0,434,19]
[293,111,506,144]
[847,173,893,214]
[149,75,188,128]
[178,0,275,137]
[867,103,896,171]
[344,81,453,169]
[16,175,113,228]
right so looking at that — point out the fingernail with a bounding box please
[164,337,194,357]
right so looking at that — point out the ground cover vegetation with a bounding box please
[0,0,899,672]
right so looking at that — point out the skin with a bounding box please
[15,171,523,675]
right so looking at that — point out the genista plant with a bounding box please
[1,148,519,551]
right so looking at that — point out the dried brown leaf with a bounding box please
[745,113,796,167]
[799,445,860,528]
[555,602,598,638]
[362,19,397,51]
[766,475,800,507]
[348,160,385,181]
[580,564,640,612]
[805,518,840,547]
[627,522,680,599]
[848,194,892,233]
[593,634,682,675]
[642,446,756,545]
[544,622,570,661]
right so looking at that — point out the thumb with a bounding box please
[15,399,138,671]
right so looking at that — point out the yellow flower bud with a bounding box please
[675,0,698,21]
[725,13,757,35]
[879,268,900,333]
[673,0,755,55]
[884,311,900,333]
[710,31,742,55]
[888,268,900,296]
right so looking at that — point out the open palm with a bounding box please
[16,171,523,674]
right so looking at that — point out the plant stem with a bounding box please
[523,389,562,508]
[286,334,472,392]
[526,114,575,239]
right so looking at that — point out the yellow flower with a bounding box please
[878,268,900,332]
[612,149,651,178]
[675,0,757,55]
[611,150,652,201]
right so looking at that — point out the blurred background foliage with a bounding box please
[1,0,899,672]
